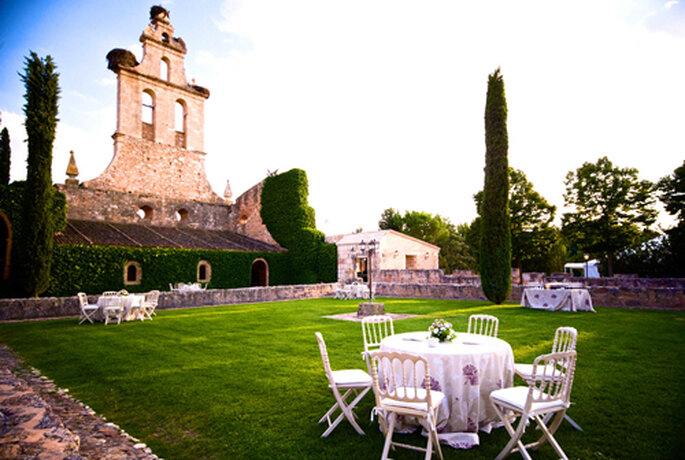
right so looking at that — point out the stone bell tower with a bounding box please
[82,5,222,209]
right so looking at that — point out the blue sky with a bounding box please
[1,0,684,235]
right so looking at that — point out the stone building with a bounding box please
[55,6,282,286]
[327,230,440,283]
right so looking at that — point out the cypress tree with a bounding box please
[18,52,60,297]
[480,68,511,304]
[0,127,9,185]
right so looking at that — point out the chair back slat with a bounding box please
[362,315,394,354]
[468,314,499,337]
[370,351,432,406]
[552,327,577,353]
[531,350,577,403]
[315,332,335,385]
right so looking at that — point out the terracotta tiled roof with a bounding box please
[54,219,284,252]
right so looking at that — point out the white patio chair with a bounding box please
[101,295,124,325]
[361,315,395,374]
[315,332,372,437]
[369,350,444,460]
[514,327,582,431]
[467,314,499,337]
[77,292,99,324]
[140,290,160,320]
[490,350,577,460]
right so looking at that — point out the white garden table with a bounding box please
[378,331,514,449]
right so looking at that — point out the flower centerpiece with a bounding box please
[427,318,457,343]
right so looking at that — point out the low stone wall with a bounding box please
[374,282,685,309]
[0,284,334,322]
[1,279,683,322]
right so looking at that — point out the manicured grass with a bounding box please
[1,298,683,459]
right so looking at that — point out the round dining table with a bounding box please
[379,331,514,449]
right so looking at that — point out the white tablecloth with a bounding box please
[96,294,145,321]
[521,288,595,312]
[379,332,514,449]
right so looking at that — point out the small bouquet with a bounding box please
[428,318,457,343]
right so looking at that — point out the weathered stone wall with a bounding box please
[82,135,222,205]
[0,284,334,322]
[58,185,232,230]
[375,269,481,285]
[227,181,279,246]
[374,282,685,309]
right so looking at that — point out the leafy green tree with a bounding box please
[17,52,60,296]
[562,156,657,276]
[657,160,685,276]
[480,68,511,304]
[378,208,475,273]
[472,167,561,277]
[0,127,10,185]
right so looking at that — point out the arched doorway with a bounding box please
[0,211,11,281]
[251,258,268,287]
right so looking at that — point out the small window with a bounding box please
[197,260,211,283]
[124,261,142,285]
[176,208,189,222]
[162,32,170,43]
[142,91,154,124]
[160,58,169,81]
[137,205,153,220]
[175,100,185,132]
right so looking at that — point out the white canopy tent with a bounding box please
[564,260,600,278]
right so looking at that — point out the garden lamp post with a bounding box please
[359,239,377,302]
[584,253,590,278]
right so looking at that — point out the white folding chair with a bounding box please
[361,315,395,374]
[468,314,499,337]
[101,295,124,325]
[140,290,160,320]
[514,327,582,431]
[369,350,444,460]
[490,350,577,460]
[77,292,99,324]
[315,332,372,437]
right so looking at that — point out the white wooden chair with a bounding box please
[369,350,444,460]
[315,332,373,437]
[101,295,124,325]
[468,314,499,337]
[361,315,394,374]
[77,292,99,324]
[514,327,582,431]
[490,350,577,460]
[140,290,160,320]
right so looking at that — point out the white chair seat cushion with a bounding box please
[514,363,565,382]
[83,305,99,310]
[491,386,568,414]
[331,369,372,387]
[381,388,445,412]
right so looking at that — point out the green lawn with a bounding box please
[1,298,683,459]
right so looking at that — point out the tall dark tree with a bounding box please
[0,127,10,185]
[480,68,511,304]
[18,52,60,296]
[562,156,656,276]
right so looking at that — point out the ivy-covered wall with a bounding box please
[46,245,291,297]
[260,168,337,284]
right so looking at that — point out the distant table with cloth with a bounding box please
[378,332,514,449]
[96,294,145,321]
[521,288,595,312]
